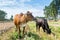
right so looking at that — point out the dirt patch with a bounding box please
[0,22,15,35]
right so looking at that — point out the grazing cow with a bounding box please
[35,18,51,34]
[13,11,34,38]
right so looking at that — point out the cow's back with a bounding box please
[13,14,27,25]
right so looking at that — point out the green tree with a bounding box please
[10,15,13,21]
[0,10,7,21]
[44,6,50,18]
[44,0,58,21]
[50,1,58,21]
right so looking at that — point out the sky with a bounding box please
[0,0,52,19]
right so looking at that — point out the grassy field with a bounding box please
[0,21,60,40]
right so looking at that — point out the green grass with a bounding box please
[9,21,60,40]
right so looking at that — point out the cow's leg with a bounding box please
[15,25,18,31]
[36,24,38,32]
[39,25,41,34]
[23,27,25,35]
[39,25,41,31]
[17,25,21,39]
[15,25,20,39]
[36,24,40,34]
[42,24,45,32]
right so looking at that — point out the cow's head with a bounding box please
[47,28,51,34]
[26,11,34,21]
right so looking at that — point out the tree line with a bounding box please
[0,10,13,21]
[44,0,60,21]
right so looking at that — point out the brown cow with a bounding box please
[13,11,34,38]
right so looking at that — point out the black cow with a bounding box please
[34,18,51,34]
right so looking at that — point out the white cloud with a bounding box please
[0,0,31,6]
[0,5,44,19]
[0,0,16,6]
[0,0,44,19]
[20,0,31,3]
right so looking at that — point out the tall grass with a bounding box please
[1,21,60,40]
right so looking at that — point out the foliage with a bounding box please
[0,10,7,21]
[10,15,13,21]
[44,0,58,21]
